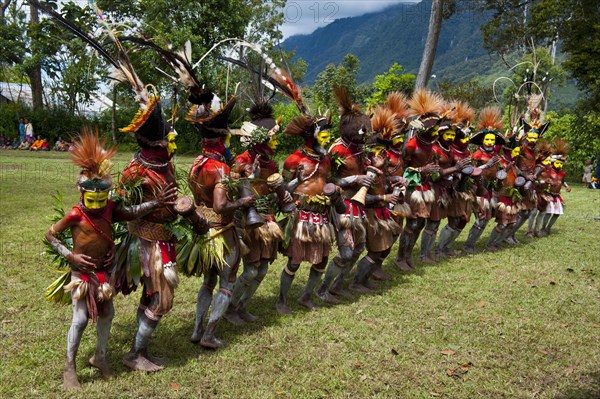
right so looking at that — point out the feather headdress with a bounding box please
[283,115,314,137]
[70,130,116,192]
[471,106,505,146]
[407,89,444,131]
[551,138,570,161]
[386,92,410,127]
[370,106,396,144]
[452,100,475,137]
[220,40,305,113]
[29,0,171,148]
[334,86,371,140]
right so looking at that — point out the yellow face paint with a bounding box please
[224,133,232,148]
[460,136,469,145]
[542,156,552,165]
[83,191,108,210]
[483,133,496,147]
[553,160,563,169]
[372,145,385,156]
[392,135,404,146]
[431,126,439,138]
[166,132,177,157]
[511,146,521,158]
[442,129,456,143]
[268,135,280,150]
[526,132,539,144]
[316,130,331,147]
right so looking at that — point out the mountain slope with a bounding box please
[281,0,490,84]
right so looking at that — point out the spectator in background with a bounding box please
[17,139,30,150]
[54,137,70,151]
[18,118,25,143]
[582,159,593,187]
[30,135,44,151]
[24,118,34,142]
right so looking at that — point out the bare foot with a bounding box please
[371,267,391,281]
[63,365,80,391]
[123,352,164,372]
[297,296,318,311]
[223,309,246,327]
[276,301,292,315]
[238,307,258,323]
[395,258,414,272]
[419,255,436,264]
[89,355,114,378]
[142,350,166,367]
[316,290,341,305]
[349,282,373,294]
[329,286,353,299]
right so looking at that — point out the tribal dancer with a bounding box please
[117,94,183,371]
[316,86,373,300]
[486,140,522,250]
[419,103,471,263]
[224,102,288,325]
[462,106,504,254]
[45,132,176,389]
[394,90,443,271]
[526,139,554,237]
[369,92,412,280]
[435,101,477,257]
[351,107,403,290]
[277,114,334,314]
[506,118,550,244]
[187,97,256,348]
[539,139,570,235]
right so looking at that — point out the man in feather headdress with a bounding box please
[223,101,290,325]
[116,92,185,371]
[45,132,176,389]
[462,106,505,253]
[27,0,183,374]
[350,106,404,290]
[394,90,442,271]
[418,102,472,263]
[187,97,257,348]
[277,113,334,314]
[505,117,551,244]
[316,86,374,300]
[538,139,570,235]
[434,101,477,257]
[486,138,523,250]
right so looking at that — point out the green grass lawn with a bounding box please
[1,149,598,398]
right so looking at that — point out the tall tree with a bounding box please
[26,0,43,109]
[415,0,443,89]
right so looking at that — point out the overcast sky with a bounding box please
[279,1,415,38]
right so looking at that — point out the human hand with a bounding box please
[157,183,178,205]
[67,253,96,271]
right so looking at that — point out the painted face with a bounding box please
[526,132,539,145]
[268,135,280,150]
[483,133,496,147]
[553,159,563,170]
[511,146,521,158]
[431,126,440,138]
[83,191,108,210]
[316,130,331,148]
[392,135,404,147]
[166,132,177,157]
[460,136,470,145]
[542,156,552,166]
[372,144,386,156]
[441,129,456,143]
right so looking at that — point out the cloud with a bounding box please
[280,1,414,38]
